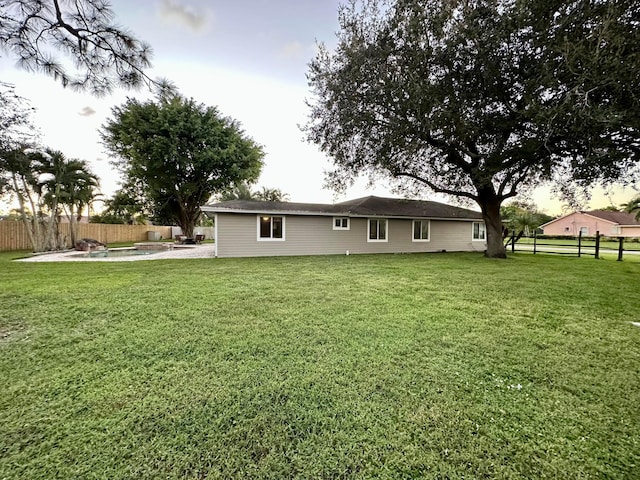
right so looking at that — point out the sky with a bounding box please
[1,0,637,215]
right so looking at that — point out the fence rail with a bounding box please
[0,221,174,251]
[504,230,639,261]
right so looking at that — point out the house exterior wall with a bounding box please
[542,212,618,236]
[214,213,486,258]
[620,226,640,237]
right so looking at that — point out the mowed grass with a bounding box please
[1,251,639,479]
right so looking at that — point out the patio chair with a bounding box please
[194,234,205,244]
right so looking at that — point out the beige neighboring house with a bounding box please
[541,210,640,237]
[201,196,487,258]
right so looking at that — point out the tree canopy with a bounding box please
[304,0,640,257]
[0,0,168,95]
[500,201,554,237]
[0,82,35,150]
[101,94,265,237]
[91,190,147,225]
[623,196,640,221]
[219,182,290,202]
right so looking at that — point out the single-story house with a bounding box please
[541,210,640,237]
[201,195,487,258]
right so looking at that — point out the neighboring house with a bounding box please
[201,195,487,258]
[541,210,640,237]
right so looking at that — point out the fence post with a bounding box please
[595,231,600,259]
[578,230,582,257]
[533,231,537,254]
[618,237,624,261]
[511,230,515,253]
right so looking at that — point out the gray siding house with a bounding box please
[201,196,487,258]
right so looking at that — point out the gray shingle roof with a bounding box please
[203,195,483,220]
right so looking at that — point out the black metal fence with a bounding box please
[504,231,639,261]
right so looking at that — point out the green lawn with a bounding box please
[1,251,639,479]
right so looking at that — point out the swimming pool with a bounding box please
[16,244,215,262]
[73,249,160,258]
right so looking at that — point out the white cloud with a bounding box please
[278,41,316,60]
[158,0,209,32]
[78,106,96,117]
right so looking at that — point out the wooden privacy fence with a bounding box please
[0,221,173,251]
[504,231,640,261]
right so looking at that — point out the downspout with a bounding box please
[214,213,218,258]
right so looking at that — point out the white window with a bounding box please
[472,222,486,241]
[368,219,388,242]
[333,217,350,230]
[257,215,285,241]
[412,220,430,242]
[579,226,588,236]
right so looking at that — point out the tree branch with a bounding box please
[3,0,171,95]
[395,171,478,201]
[501,170,530,200]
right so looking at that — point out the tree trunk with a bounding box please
[180,218,194,238]
[11,172,37,251]
[179,203,200,238]
[67,206,78,247]
[477,188,507,259]
[43,200,60,251]
[24,183,44,251]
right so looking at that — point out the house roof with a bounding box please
[541,209,640,227]
[202,195,483,220]
[585,210,640,226]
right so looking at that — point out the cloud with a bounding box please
[159,0,208,31]
[78,106,96,117]
[278,41,316,60]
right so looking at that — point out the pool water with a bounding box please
[74,249,160,258]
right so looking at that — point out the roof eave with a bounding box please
[201,206,344,216]
[540,211,622,228]
[202,206,481,221]
[581,213,618,225]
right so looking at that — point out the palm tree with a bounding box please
[512,212,540,237]
[623,196,640,221]
[1,146,99,250]
[219,182,289,202]
[37,150,100,247]
[255,187,289,202]
[219,181,257,201]
[0,146,43,250]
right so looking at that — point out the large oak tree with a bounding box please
[304,0,640,257]
[101,94,264,237]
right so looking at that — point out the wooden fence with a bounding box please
[0,221,173,251]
